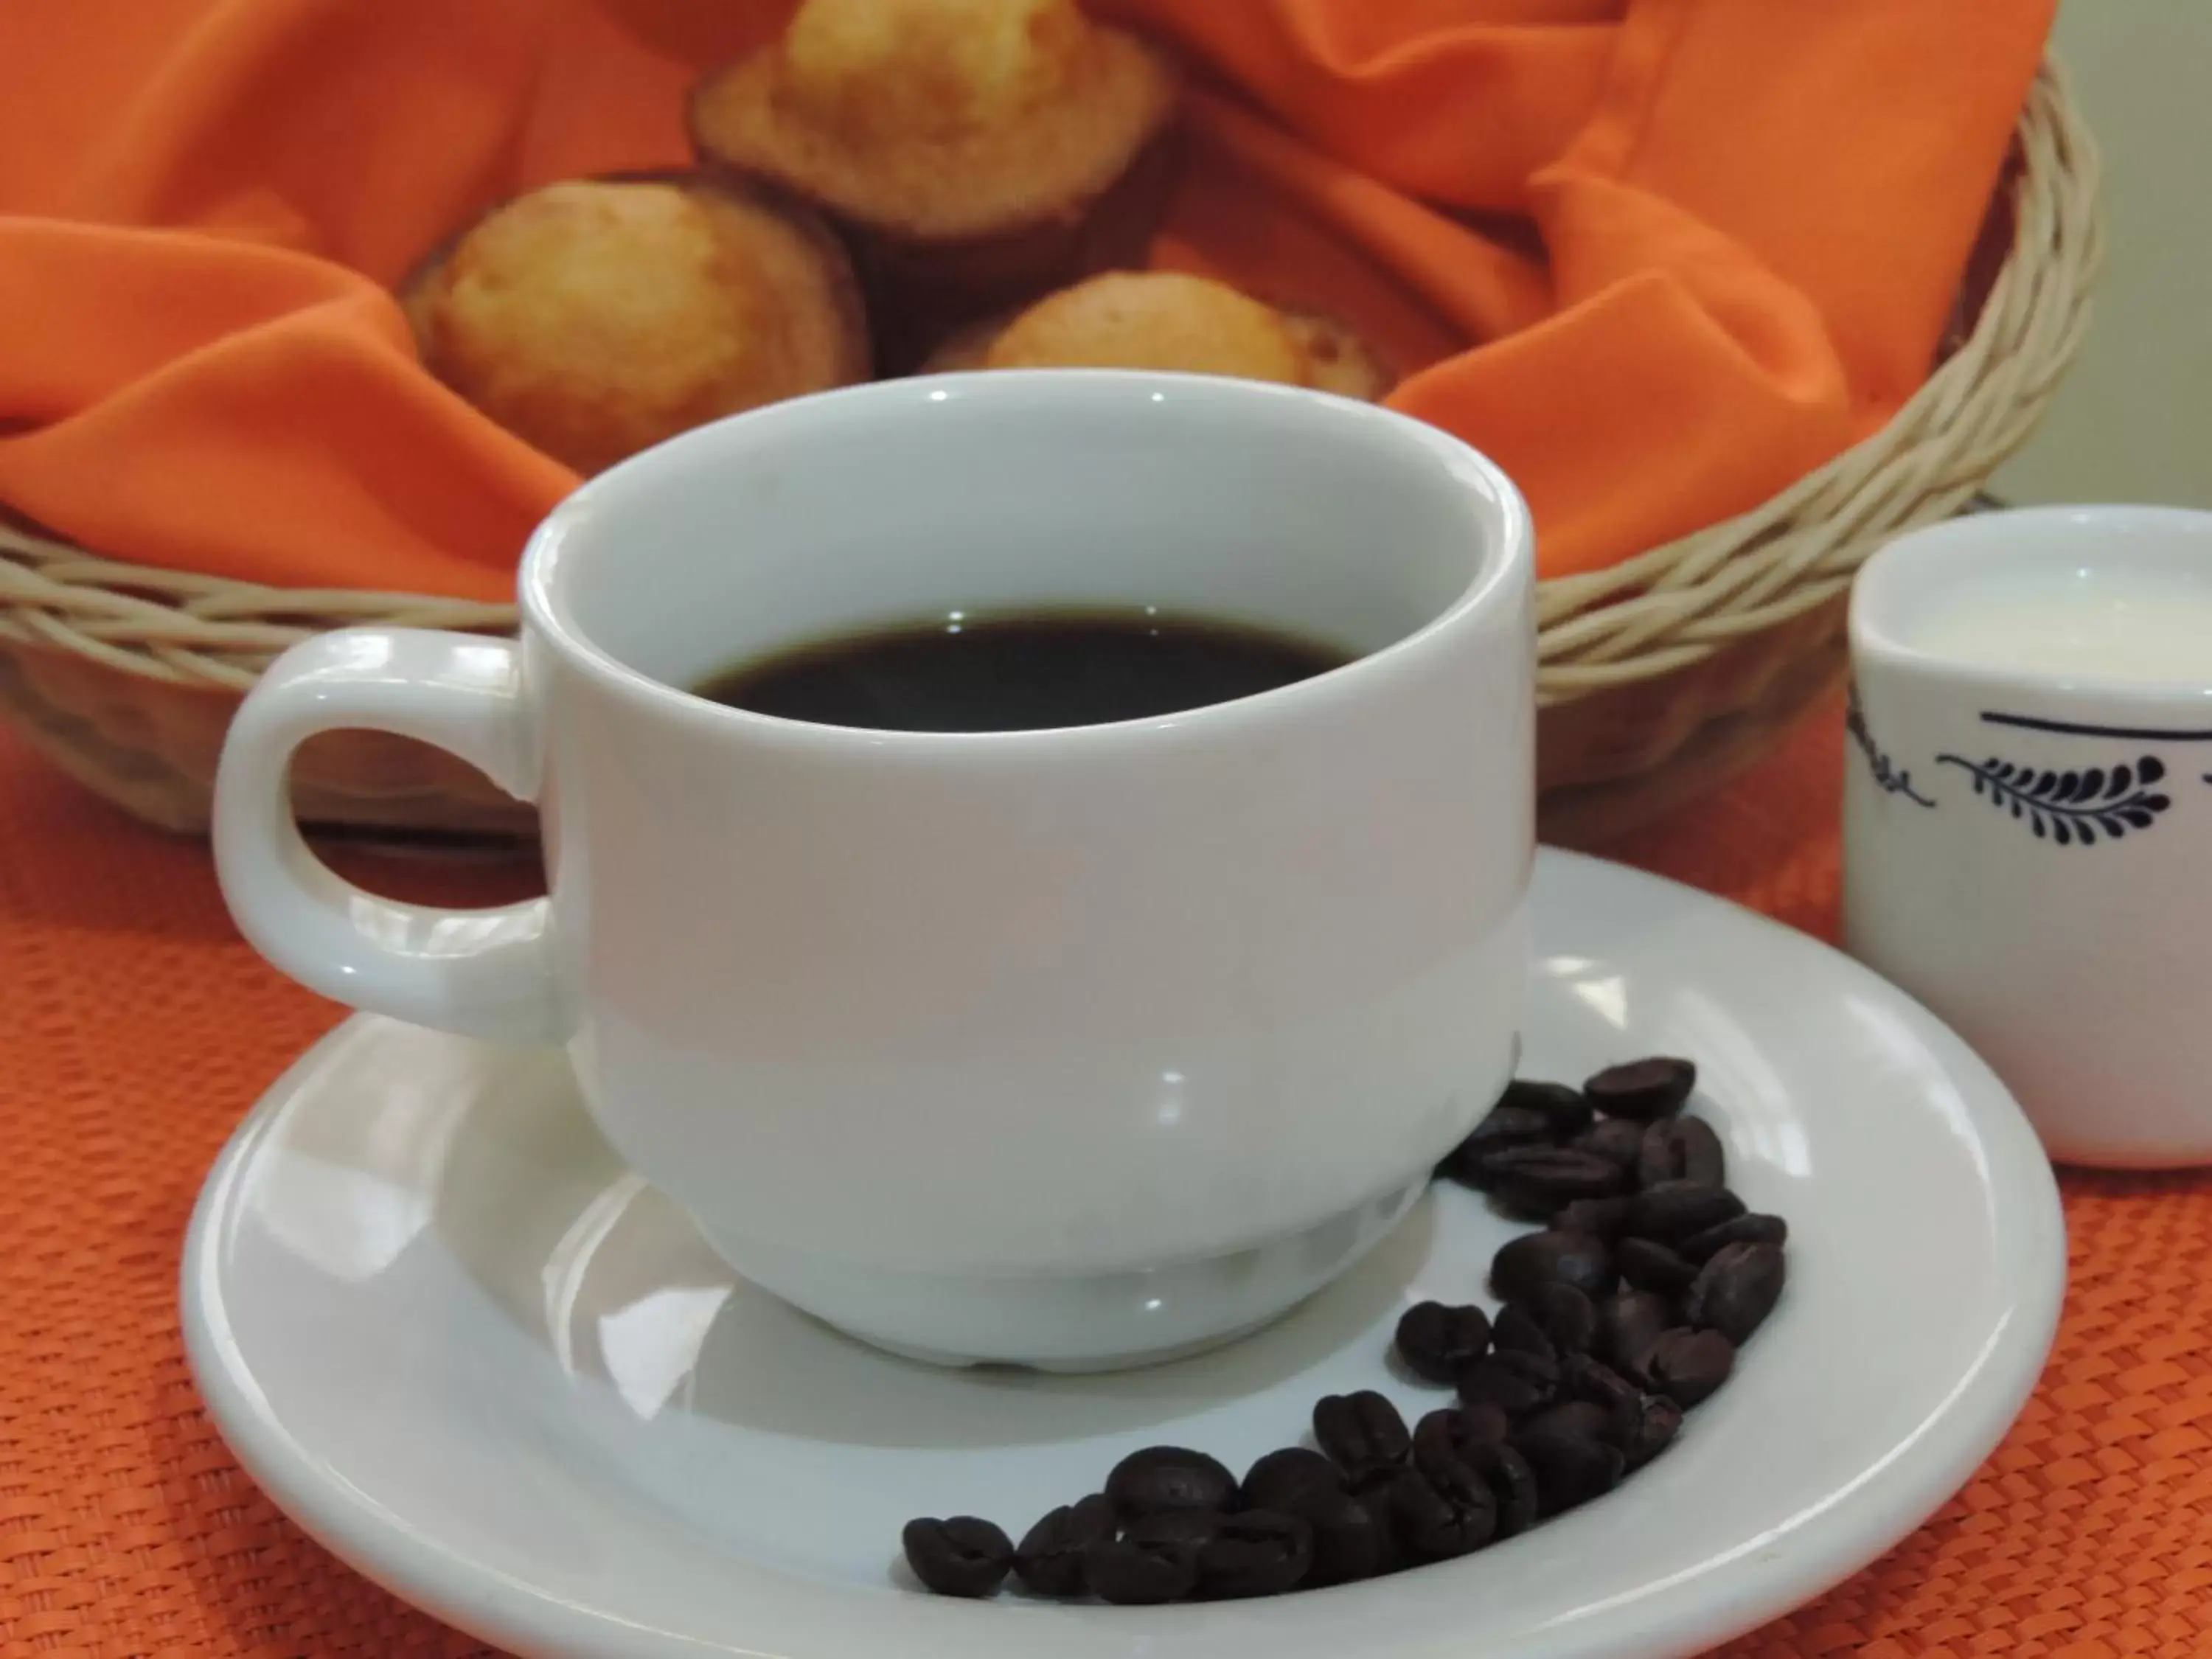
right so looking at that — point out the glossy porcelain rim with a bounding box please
[521,370,1535,749]
[1854,504,2212,703]
[181,852,2065,1659]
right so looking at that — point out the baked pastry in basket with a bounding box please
[1279,310,1395,402]
[403,174,868,475]
[922,271,1394,399]
[689,0,1181,366]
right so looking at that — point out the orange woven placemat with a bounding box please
[3,704,2208,1659]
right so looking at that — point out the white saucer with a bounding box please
[182,850,2065,1659]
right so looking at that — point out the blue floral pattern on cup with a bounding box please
[1848,689,2209,848]
[1934,753,2171,846]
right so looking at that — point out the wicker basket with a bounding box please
[0,63,2099,847]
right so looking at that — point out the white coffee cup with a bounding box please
[213,372,1537,1369]
[1846,505,2212,1168]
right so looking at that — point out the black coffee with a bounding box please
[694,610,1352,733]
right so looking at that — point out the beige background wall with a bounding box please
[1995,2,2212,508]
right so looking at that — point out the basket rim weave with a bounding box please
[0,60,2099,712]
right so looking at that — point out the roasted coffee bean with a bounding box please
[1492,1229,1617,1304]
[1012,1495,1116,1598]
[1616,1236,1699,1297]
[1496,1284,1596,1358]
[1585,1057,1697,1121]
[1463,1398,1514,1443]
[902,1516,1015,1598]
[1686,1241,1787,1344]
[1313,1390,1411,1480]
[1085,1542,1196,1604]
[1619,1394,1684,1470]
[1385,1468,1495,1561]
[1628,1180,1747,1244]
[1464,1437,1539,1536]
[1412,1405,1508,1488]
[1440,1105,1556,1183]
[1343,1462,1405,1508]
[1574,1118,1648,1173]
[1195,1509,1313,1599]
[1480,1147,1632,1216]
[1498,1078,1595,1139]
[1395,1301,1492,1384]
[1417,1415,1540,1539]
[1086,1514,1206,1605]
[1637,1115,1727,1189]
[1105,1446,1239,1518]
[1410,1419,1513,1528]
[1241,1447,1343,1512]
[1559,1353,1642,1442]
[1561,1351,1638,1408]
[1347,1470,1413,1576]
[1526,1281,1597,1354]
[1127,1509,1218,1548]
[1455,1348,1560,1416]
[1597,1290,1677,1381]
[1679,1211,1790,1265]
[1644,1327,1737,1408]
[1517,1399,1615,1443]
[1412,1443,1490,1509]
[1413,1402,1511,1468]
[1467,1102,1561,1155]
[1514,1426,1627,1517]
[1279,1483,1392,1587]
[1554,1194,1637,1237]
[1489,1303,1557,1362]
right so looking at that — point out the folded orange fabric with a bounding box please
[0,0,2052,599]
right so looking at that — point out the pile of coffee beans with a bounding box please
[900,1057,1790,1603]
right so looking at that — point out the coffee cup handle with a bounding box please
[212,627,567,1046]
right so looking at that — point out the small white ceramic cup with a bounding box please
[212,371,1537,1368]
[1846,505,2212,1168]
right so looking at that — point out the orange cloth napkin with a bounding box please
[0,0,2051,601]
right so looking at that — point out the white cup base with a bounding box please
[699,1173,1432,1372]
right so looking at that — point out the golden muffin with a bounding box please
[985,271,1307,381]
[403,175,868,475]
[917,314,1005,374]
[690,0,1182,365]
[1280,310,1396,403]
[922,272,1396,400]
